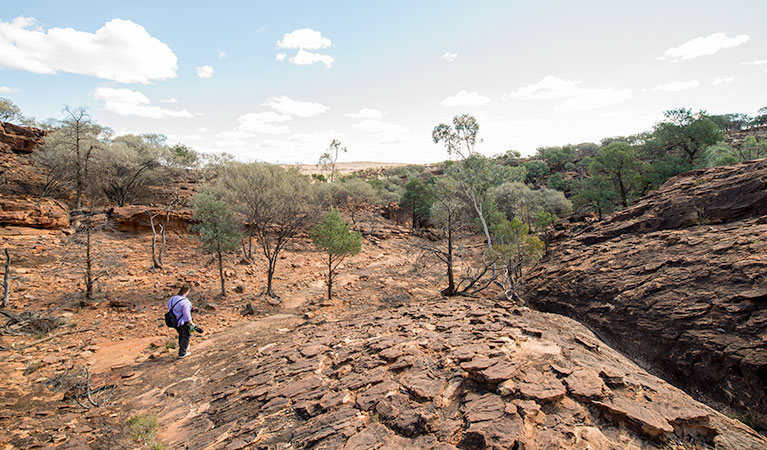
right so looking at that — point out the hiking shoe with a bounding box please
[178,352,192,359]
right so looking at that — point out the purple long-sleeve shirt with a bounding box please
[167,295,192,326]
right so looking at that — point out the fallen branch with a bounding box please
[74,367,116,409]
[0,309,22,323]
[14,327,95,350]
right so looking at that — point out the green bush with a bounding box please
[127,413,159,444]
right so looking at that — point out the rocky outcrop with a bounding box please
[108,205,193,232]
[575,159,767,244]
[0,194,69,229]
[0,121,44,154]
[526,159,767,428]
[120,298,764,449]
[725,125,767,148]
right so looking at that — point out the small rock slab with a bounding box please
[566,368,606,400]
[401,373,445,400]
[480,359,519,383]
[500,368,566,402]
[460,414,523,450]
[464,393,505,423]
[593,396,674,437]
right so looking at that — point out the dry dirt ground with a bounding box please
[286,162,407,177]
[0,210,453,449]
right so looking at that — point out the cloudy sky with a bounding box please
[1,1,765,163]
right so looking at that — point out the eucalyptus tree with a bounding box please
[218,163,317,297]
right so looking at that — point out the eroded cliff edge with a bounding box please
[526,159,767,428]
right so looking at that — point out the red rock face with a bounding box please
[108,205,193,232]
[0,121,44,154]
[0,194,69,229]
[526,159,767,428]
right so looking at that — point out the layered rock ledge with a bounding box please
[527,159,767,428]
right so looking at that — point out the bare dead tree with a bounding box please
[60,107,103,210]
[158,189,182,268]
[71,213,114,301]
[146,189,183,270]
[147,210,163,269]
[2,248,9,308]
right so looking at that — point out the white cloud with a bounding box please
[351,119,407,135]
[94,87,193,119]
[277,28,331,50]
[712,76,734,85]
[741,59,767,72]
[441,52,458,62]
[219,130,257,140]
[0,86,19,94]
[506,76,632,112]
[0,17,177,84]
[344,108,383,119]
[661,33,750,61]
[440,90,491,107]
[217,50,228,60]
[651,80,701,92]
[196,65,214,78]
[237,112,291,134]
[507,76,581,100]
[161,97,178,103]
[263,96,328,117]
[289,49,334,68]
[276,28,333,68]
[166,134,202,142]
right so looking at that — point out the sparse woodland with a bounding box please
[2,97,767,303]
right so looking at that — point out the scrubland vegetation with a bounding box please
[2,97,766,301]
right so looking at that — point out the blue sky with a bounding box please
[1,1,765,163]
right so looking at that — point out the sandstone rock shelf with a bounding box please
[112,298,765,449]
[527,159,767,430]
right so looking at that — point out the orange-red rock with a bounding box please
[0,194,69,229]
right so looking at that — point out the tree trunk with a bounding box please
[159,203,173,267]
[444,219,456,296]
[148,212,160,269]
[218,250,225,296]
[2,248,9,308]
[85,219,93,300]
[616,171,628,208]
[247,227,253,260]
[266,259,276,297]
[158,224,166,267]
[75,129,82,210]
[327,254,333,300]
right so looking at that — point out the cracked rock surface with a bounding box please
[118,297,765,449]
[526,159,767,428]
